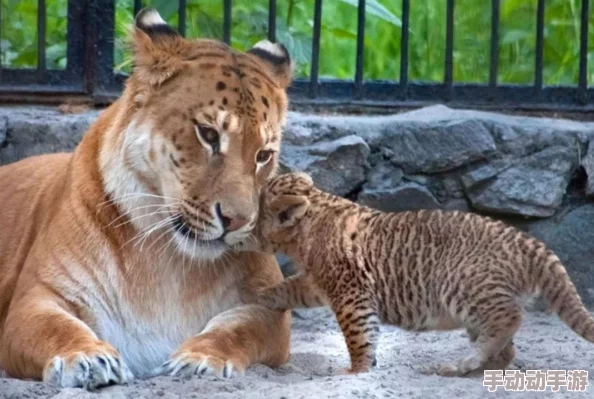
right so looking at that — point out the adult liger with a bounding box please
[0,9,292,389]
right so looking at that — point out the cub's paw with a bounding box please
[436,362,475,377]
[151,351,246,379]
[239,287,279,310]
[238,286,260,305]
[437,363,462,377]
[43,343,133,390]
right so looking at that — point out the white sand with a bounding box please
[1,308,593,398]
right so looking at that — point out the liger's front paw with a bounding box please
[42,343,133,390]
[151,351,247,379]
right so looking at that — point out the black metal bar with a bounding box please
[355,0,366,97]
[268,0,276,42]
[92,0,118,96]
[444,0,454,89]
[578,0,589,95]
[37,0,46,79]
[489,0,499,87]
[64,0,85,88]
[287,79,594,111]
[310,0,323,98]
[400,0,410,92]
[134,0,142,16]
[535,0,545,90]
[223,0,232,44]
[0,69,88,88]
[178,0,187,37]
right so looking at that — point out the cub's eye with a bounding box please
[256,150,274,164]
[194,122,220,153]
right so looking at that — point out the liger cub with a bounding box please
[234,172,594,376]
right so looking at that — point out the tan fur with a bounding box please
[236,172,594,376]
[0,9,293,389]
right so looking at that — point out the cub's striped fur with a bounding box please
[235,172,594,376]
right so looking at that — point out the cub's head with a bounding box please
[234,172,314,254]
[100,9,293,260]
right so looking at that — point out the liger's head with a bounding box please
[100,9,293,260]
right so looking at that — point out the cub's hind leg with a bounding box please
[465,327,516,371]
[438,298,522,377]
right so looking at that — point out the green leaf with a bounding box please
[322,26,357,40]
[500,29,530,45]
[336,0,401,27]
[149,0,178,21]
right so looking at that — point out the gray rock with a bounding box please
[281,135,370,196]
[381,119,497,174]
[465,146,578,217]
[0,106,98,165]
[581,142,594,197]
[285,105,594,150]
[460,159,513,189]
[0,116,6,146]
[487,118,587,158]
[528,204,594,307]
[422,172,465,201]
[359,182,441,213]
[442,198,472,212]
[276,253,296,277]
[365,162,403,191]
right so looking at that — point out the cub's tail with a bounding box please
[535,250,594,343]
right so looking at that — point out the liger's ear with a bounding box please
[132,8,187,87]
[247,40,293,89]
[268,195,310,227]
[135,8,180,38]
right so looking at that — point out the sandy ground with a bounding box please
[1,309,593,399]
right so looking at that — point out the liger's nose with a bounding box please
[216,203,251,232]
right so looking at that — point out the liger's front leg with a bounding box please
[152,253,291,378]
[1,287,133,389]
[152,304,290,378]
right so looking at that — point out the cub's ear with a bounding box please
[247,40,293,88]
[291,172,314,187]
[268,195,310,227]
[132,8,186,87]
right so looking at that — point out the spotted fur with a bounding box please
[235,172,594,376]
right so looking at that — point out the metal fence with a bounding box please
[0,0,592,111]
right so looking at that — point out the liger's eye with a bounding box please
[194,122,220,153]
[256,150,274,164]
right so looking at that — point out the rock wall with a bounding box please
[1,105,593,307]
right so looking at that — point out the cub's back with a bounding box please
[360,209,524,298]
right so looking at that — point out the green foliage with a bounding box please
[1,0,68,69]
[1,0,593,86]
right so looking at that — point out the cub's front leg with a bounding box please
[152,253,291,379]
[242,273,327,311]
[1,287,133,389]
[329,291,380,374]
